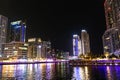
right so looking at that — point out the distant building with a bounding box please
[72,30,90,58]
[41,41,51,59]
[73,34,80,56]
[63,52,69,60]
[27,38,51,59]
[2,41,28,59]
[81,30,90,55]
[0,15,8,56]
[27,38,42,58]
[8,20,26,42]
[103,0,120,56]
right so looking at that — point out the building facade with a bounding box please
[41,41,51,59]
[73,34,81,56]
[81,30,90,55]
[103,0,120,56]
[0,15,8,56]
[27,38,42,58]
[2,41,28,59]
[9,20,26,42]
[27,38,51,59]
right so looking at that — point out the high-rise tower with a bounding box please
[72,30,90,58]
[73,34,80,56]
[81,30,90,55]
[104,0,120,29]
[103,0,120,56]
[0,15,8,56]
[9,20,26,42]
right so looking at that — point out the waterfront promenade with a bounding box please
[0,59,68,65]
[69,59,120,66]
[1,58,120,66]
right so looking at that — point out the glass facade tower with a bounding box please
[9,20,26,42]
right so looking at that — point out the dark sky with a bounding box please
[0,0,106,54]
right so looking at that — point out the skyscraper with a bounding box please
[104,0,120,29]
[103,0,120,56]
[73,34,82,57]
[81,30,90,55]
[0,15,8,56]
[9,20,26,42]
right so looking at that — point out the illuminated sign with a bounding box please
[11,20,21,25]
[28,38,36,42]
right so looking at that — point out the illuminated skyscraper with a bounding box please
[103,0,120,56]
[0,15,8,56]
[9,20,26,42]
[73,34,81,56]
[72,30,90,58]
[104,0,120,29]
[81,30,90,55]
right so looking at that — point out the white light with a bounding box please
[115,63,118,65]
[73,34,78,37]
[82,30,86,32]
[38,45,41,48]
[4,47,8,50]
[46,59,53,62]
[11,21,21,25]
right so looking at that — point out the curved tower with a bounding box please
[103,0,120,56]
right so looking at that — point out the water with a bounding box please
[0,62,120,80]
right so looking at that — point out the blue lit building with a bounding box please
[72,30,90,58]
[73,34,80,56]
[9,20,26,42]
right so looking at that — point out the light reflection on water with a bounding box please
[72,66,90,80]
[0,63,120,80]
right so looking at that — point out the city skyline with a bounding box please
[0,0,106,54]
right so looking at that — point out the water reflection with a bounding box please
[71,65,120,80]
[1,62,70,80]
[1,63,120,80]
[106,66,111,80]
[105,66,120,80]
[72,66,90,80]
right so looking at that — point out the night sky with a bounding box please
[0,0,106,55]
